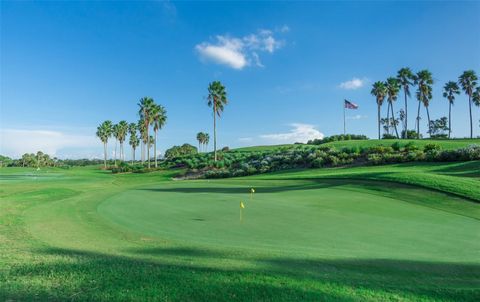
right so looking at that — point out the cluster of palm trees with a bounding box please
[371,69,479,139]
[196,132,210,152]
[96,97,167,168]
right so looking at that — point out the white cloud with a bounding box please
[339,77,367,90]
[260,123,324,144]
[195,28,287,69]
[0,128,98,158]
[278,25,290,33]
[238,137,253,143]
[346,114,368,120]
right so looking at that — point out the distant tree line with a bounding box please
[307,134,368,145]
[0,152,106,168]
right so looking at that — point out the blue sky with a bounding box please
[1,1,479,159]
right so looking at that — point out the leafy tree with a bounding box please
[386,77,401,138]
[415,70,434,138]
[138,97,155,168]
[371,81,388,139]
[397,67,415,137]
[165,144,198,159]
[151,104,167,167]
[96,120,113,168]
[442,81,460,138]
[428,117,449,138]
[207,81,228,161]
[458,70,478,138]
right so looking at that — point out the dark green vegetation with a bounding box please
[1,159,479,301]
[161,140,480,179]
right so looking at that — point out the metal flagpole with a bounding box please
[343,100,346,135]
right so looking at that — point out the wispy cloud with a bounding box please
[346,114,368,120]
[195,27,287,69]
[0,128,98,158]
[238,137,253,143]
[339,77,367,90]
[260,123,324,144]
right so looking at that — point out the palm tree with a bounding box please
[415,70,434,138]
[112,123,121,166]
[473,86,480,107]
[128,123,138,163]
[207,81,228,161]
[204,133,210,152]
[117,120,129,161]
[442,81,460,138]
[129,133,140,164]
[151,104,167,168]
[96,120,112,168]
[386,77,401,138]
[196,132,204,151]
[371,81,387,139]
[397,67,415,138]
[458,70,478,138]
[138,97,155,168]
[137,119,146,163]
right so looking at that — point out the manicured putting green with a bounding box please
[98,179,480,261]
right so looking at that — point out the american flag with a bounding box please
[344,99,359,109]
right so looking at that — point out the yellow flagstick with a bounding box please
[240,201,245,222]
[250,188,255,200]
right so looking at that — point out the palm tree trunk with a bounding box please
[448,102,452,139]
[426,106,431,137]
[386,102,391,135]
[377,104,381,140]
[213,102,217,162]
[416,100,421,139]
[103,142,107,168]
[154,130,158,168]
[468,95,473,138]
[391,103,399,138]
[114,140,117,167]
[146,128,150,169]
[404,88,408,138]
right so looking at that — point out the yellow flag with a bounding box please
[240,201,245,209]
[251,188,255,194]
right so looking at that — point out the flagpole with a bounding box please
[343,101,346,135]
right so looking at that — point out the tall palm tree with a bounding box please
[137,119,146,163]
[207,81,228,161]
[458,70,478,138]
[397,67,415,138]
[196,132,203,151]
[386,77,401,138]
[151,104,167,168]
[138,97,155,168]
[371,81,388,139]
[128,123,138,163]
[442,81,460,138]
[112,123,121,166]
[117,120,129,161]
[204,133,210,152]
[415,70,434,138]
[96,120,112,168]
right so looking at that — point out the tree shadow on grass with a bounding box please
[2,247,479,301]
[139,180,345,195]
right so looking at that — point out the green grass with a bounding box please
[1,164,479,301]
[233,138,480,152]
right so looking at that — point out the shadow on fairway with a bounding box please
[139,180,345,194]
[2,247,479,301]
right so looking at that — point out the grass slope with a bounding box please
[1,164,479,301]
[234,139,480,152]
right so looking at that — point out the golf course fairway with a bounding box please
[1,164,479,301]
